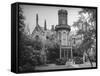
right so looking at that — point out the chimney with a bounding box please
[51,25,55,31]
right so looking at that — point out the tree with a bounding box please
[18,6,36,71]
[18,6,25,32]
[72,8,96,67]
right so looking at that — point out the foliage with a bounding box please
[55,58,67,65]
[45,38,60,63]
[73,48,83,57]
[72,8,96,67]
[79,8,96,22]
[18,6,41,71]
[74,57,83,64]
[32,39,42,50]
[19,63,35,72]
[18,6,25,32]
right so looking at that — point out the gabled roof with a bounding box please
[31,24,44,36]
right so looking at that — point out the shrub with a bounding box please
[55,58,67,65]
[19,63,35,72]
[74,57,83,64]
[89,56,96,62]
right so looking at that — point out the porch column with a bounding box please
[60,45,61,59]
[71,47,73,59]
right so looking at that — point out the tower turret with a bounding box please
[55,9,72,60]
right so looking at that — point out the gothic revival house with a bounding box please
[31,10,73,62]
[31,9,87,62]
[31,14,56,42]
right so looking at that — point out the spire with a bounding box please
[44,19,47,30]
[36,14,38,26]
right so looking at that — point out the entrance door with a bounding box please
[61,48,71,61]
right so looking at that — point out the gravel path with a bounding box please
[35,62,96,70]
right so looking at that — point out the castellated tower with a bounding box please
[58,9,68,25]
[55,9,73,60]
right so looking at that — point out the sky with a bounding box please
[20,5,82,34]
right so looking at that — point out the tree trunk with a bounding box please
[83,52,86,63]
[85,50,93,67]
